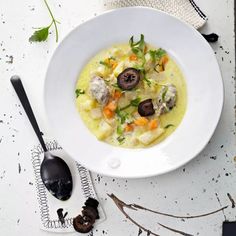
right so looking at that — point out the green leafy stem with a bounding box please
[29,0,60,43]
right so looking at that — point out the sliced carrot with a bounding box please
[148,119,158,130]
[125,123,134,132]
[129,54,138,61]
[113,90,122,99]
[106,101,117,111]
[134,117,149,126]
[111,61,118,69]
[103,107,114,119]
[161,55,169,66]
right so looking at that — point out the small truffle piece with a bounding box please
[138,99,155,117]
[73,198,100,233]
[117,68,140,90]
[82,206,99,220]
[73,214,94,233]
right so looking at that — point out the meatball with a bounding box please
[89,76,110,105]
[157,84,177,115]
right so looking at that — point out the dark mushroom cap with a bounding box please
[73,214,94,233]
[82,206,99,220]
[138,99,155,116]
[85,198,99,209]
[117,68,140,90]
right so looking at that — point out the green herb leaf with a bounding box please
[149,48,166,62]
[75,89,85,98]
[161,86,168,101]
[117,125,123,135]
[115,108,129,124]
[111,83,122,91]
[133,64,145,72]
[29,26,50,42]
[164,124,174,129]
[130,97,141,107]
[120,97,141,111]
[117,136,125,144]
[99,61,110,67]
[129,34,146,59]
[143,74,152,87]
[30,0,59,43]
[138,68,151,87]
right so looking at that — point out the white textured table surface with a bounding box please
[0,0,235,235]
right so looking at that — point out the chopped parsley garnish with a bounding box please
[161,86,168,101]
[143,74,152,87]
[99,61,110,67]
[129,34,146,57]
[164,124,174,129]
[117,136,125,144]
[116,125,123,135]
[75,89,85,98]
[115,108,129,124]
[120,97,141,111]
[99,57,116,68]
[111,83,121,89]
[149,48,166,62]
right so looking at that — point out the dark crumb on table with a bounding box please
[6,55,13,64]
[57,208,68,225]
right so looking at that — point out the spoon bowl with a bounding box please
[41,152,73,200]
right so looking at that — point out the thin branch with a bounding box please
[108,194,192,236]
[108,194,160,236]
[108,194,229,236]
[158,223,193,236]
[131,203,228,219]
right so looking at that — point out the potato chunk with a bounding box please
[78,95,95,111]
[96,121,113,140]
[138,128,164,145]
[90,108,102,119]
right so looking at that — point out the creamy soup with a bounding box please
[75,35,187,148]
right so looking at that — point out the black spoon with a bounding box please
[11,75,73,201]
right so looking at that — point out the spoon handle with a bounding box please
[10,75,48,152]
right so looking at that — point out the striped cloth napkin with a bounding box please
[103,0,207,29]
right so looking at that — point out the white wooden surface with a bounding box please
[0,0,235,235]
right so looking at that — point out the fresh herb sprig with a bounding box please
[149,48,166,62]
[115,108,129,124]
[99,61,110,67]
[117,136,125,144]
[134,65,151,87]
[120,97,141,111]
[29,0,60,42]
[75,89,85,98]
[129,34,146,58]
[161,86,168,101]
[164,124,174,129]
[117,125,123,135]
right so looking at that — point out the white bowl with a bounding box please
[44,7,223,178]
